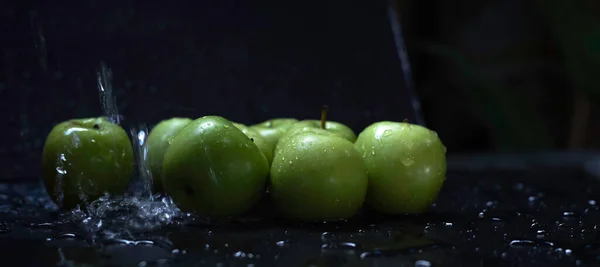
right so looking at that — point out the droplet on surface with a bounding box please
[536,229,547,238]
[0,222,10,234]
[275,240,291,247]
[415,260,432,267]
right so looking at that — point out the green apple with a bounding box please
[249,118,298,151]
[355,121,447,214]
[42,117,134,209]
[250,125,288,154]
[162,116,270,217]
[270,132,368,221]
[146,117,192,192]
[233,122,274,165]
[252,118,298,130]
[289,120,356,143]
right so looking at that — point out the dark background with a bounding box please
[1,0,419,180]
[2,0,600,180]
[402,0,600,153]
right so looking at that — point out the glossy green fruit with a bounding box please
[270,132,368,221]
[274,126,338,154]
[252,118,298,130]
[162,116,270,217]
[233,122,274,165]
[146,117,192,192]
[289,120,356,143]
[355,121,447,214]
[42,117,134,209]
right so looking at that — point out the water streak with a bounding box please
[97,62,120,125]
[130,125,154,199]
[385,0,425,125]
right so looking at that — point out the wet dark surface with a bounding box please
[1,167,600,267]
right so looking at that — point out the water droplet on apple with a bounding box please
[382,129,393,137]
[72,135,81,148]
[400,155,415,166]
[423,138,432,147]
[288,160,293,164]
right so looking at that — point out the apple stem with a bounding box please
[321,105,329,129]
[403,118,409,123]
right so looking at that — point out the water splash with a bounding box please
[64,193,186,237]
[50,63,188,239]
[53,154,66,208]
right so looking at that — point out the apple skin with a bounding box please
[252,118,298,130]
[42,117,134,209]
[250,126,288,154]
[289,120,357,143]
[162,116,270,217]
[274,126,338,154]
[233,122,274,165]
[146,117,192,192]
[355,121,447,214]
[270,132,368,221]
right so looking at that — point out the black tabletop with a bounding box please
[1,154,599,267]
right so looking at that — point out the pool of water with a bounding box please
[1,166,599,267]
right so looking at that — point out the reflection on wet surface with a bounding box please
[1,170,599,266]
